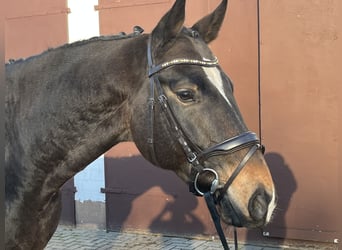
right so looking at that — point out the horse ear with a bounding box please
[191,0,228,43]
[151,0,185,50]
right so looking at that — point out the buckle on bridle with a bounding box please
[157,94,168,108]
[187,152,197,163]
[258,143,265,154]
[194,168,219,196]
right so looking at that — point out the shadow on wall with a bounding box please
[246,152,297,245]
[104,155,206,236]
[104,150,298,243]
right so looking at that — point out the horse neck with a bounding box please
[6,35,149,201]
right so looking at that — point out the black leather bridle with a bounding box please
[146,37,264,250]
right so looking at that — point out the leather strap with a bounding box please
[204,192,230,250]
[217,144,260,203]
[198,132,260,160]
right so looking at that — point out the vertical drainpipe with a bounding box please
[257,0,262,141]
[67,0,106,229]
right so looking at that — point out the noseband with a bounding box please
[147,37,264,249]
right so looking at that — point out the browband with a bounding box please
[148,57,219,77]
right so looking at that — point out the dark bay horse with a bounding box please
[5,0,276,249]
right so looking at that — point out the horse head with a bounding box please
[131,0,276,229]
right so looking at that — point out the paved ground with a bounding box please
[45,226,337,250]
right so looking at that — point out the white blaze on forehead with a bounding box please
[202,67,232,107]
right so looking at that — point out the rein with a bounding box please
[146,37,264,250]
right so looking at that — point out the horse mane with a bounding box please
[6,26,145,65]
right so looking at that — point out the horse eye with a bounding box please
[177,89,195,102]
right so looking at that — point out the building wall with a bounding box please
[4,0,341,245]
[260,0,341,243]
[99,0,341,244]
[5,0,69,61]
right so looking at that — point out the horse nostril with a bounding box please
[248,189,270,222]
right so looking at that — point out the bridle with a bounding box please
[146,37,264,250]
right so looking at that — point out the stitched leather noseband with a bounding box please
[146,37,264,250]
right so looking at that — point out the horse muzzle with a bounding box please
[217,187,274,228]
[192,160,276,228]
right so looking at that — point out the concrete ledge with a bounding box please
[75,200,106,229]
